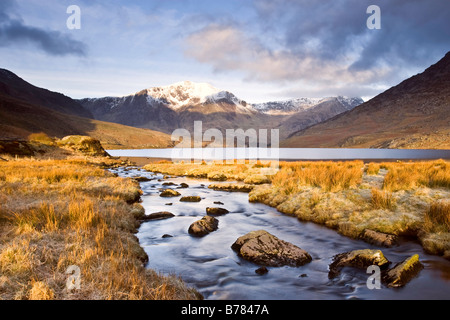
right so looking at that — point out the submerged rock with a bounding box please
[329,249,390,279]
[255,267,269,275]
[162,182,177,186]
[188,216,219,237]
[141,211,175,221]
[206,207,230,216]
[382,254,424,288]
[160,189,181,197]
[133,176,152,182]
[231,230,312,267]
[179,183,189,188]
[361,229,398,247]
[180,196,202,202]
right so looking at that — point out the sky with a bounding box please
[1,0,449,103]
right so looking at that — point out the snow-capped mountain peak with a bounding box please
[145,81,245,109]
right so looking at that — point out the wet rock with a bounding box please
[141,211,175,221]
[160,189,181,197]
[165,203,173,206]
[179,183,189,188]
[162,182,177,186]
[231,230,312,267]
[214,201,224,205]
[299,274,308,278]
[163,175,171,179]
[382,254,424,288]
[329,249,390,279]
[180,196,202,202]
[133,176,152,182]
[188,216,219,237]
[206,207,230,216]
[255,267,269,275]
[361,229,398,247]
[162,234,174,238]
[208,184,255,193]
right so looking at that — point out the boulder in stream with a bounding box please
[206,207,230,216]
[188,216,219,237]
[382,254,424,288]
[231,230,312,267]
[141,211,175,221]
[328,249,390,279]
[160,189,181,197]
[180,196,202,202]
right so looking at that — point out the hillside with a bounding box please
[282,52,450,149]
[0,92,172,149]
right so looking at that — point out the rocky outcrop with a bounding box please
[188,216,219,237]
[382,254,424,288]
[206,207,229,216]
[329,249,390,279]
[160,189,181,197]
[231,230,312,267]
[58,135,109,157]
[180,196,202,202]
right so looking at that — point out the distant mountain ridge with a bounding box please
[79,81,363,139]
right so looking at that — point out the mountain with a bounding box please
[0,70,172,149]
[282,52,450,149]
[253,96,362,116]
[79,81,363,140]
[79,81,264,135]
[0,69,92,118]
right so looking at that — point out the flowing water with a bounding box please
[112,167,450,300]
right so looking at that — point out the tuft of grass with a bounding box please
[371,188,396,210]
[424,200,450,233]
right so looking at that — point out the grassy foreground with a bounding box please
[0,156,201,300]
[145,160,450,259]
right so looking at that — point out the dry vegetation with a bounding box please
[145,160,450,259]
[0,157,200,300]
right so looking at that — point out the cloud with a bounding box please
[184,0,450,97]
[185,24,390,84]
[0,0,87,56]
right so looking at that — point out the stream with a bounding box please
[112,167,450,300]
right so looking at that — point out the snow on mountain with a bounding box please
[252,96,364,115]
[144,81,249,110]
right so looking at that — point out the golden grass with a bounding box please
[0,158,200,300]
[271,161,363,193]
[371,188,396,210]
[382,160,450,191]
[424,200,450,233]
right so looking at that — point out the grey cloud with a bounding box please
[185,0,450,97]
[254,0,450,71]
[0,1,87,56]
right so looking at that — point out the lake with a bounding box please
[107,148,450,161]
